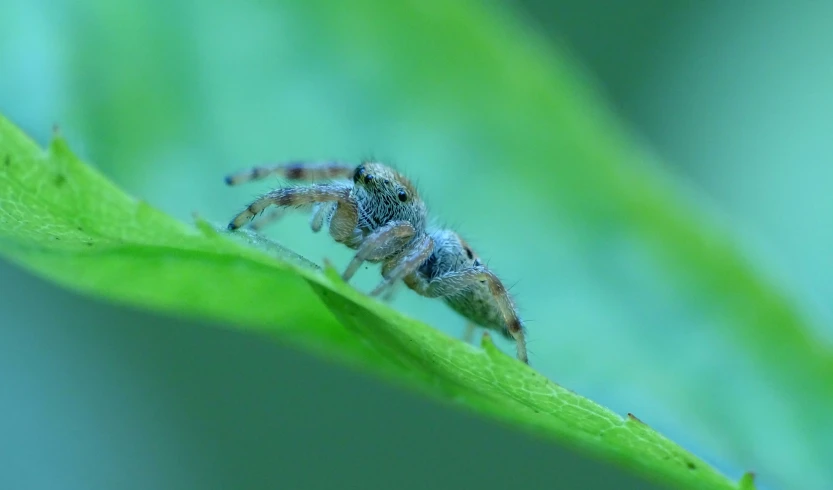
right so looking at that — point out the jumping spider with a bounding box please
[224,160,528,364]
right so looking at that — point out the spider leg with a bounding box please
[310,202,337,233]
[380,282,400,302]
[370,235,434,297]
[409,266,527,364]
[248,201,335,234]
[224,161,354,186]
[227,160,348,233]
[462,322,477,344]
[341,221,416,282]
[228,183,358,245]
[248,208,287,232]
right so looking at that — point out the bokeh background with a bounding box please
[2,1,832,489]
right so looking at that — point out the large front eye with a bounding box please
[353,165,365,183]
[397,190,408,202]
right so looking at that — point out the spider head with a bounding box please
[353,162,418,206]
[352,161,426,232]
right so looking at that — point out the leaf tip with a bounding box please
[480,331,505,359]
[738,471,756,490]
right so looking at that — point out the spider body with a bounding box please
[405,228,527,362]
[224,160,528,364]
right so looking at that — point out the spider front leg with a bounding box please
[225,161,351,232]
[372,235,434,297]
[249,202,335,234]
[224,160,354,186]
[248,208,287,232]
[410,266,528,364]
[341,221,417,282]
[228,184,358,245]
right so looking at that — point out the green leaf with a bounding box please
[8,0,833,487]
[0,114,750,490]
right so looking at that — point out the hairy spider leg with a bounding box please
[372,235,435,297]
[248,202,336,233]
[226,161,353,231]
[224,160,354,186]
[341,221,417,281]
[228,184,360,245]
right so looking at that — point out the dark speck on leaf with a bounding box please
[54,174,67,187]
[4,155,9,166]
[86,242,94,247]
[687,462,696,470]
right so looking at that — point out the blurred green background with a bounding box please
[2,1,832,489]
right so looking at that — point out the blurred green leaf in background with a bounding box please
[2,1,833,489]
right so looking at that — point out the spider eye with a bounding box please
[353,165,364,183]
[397,190,408,202]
